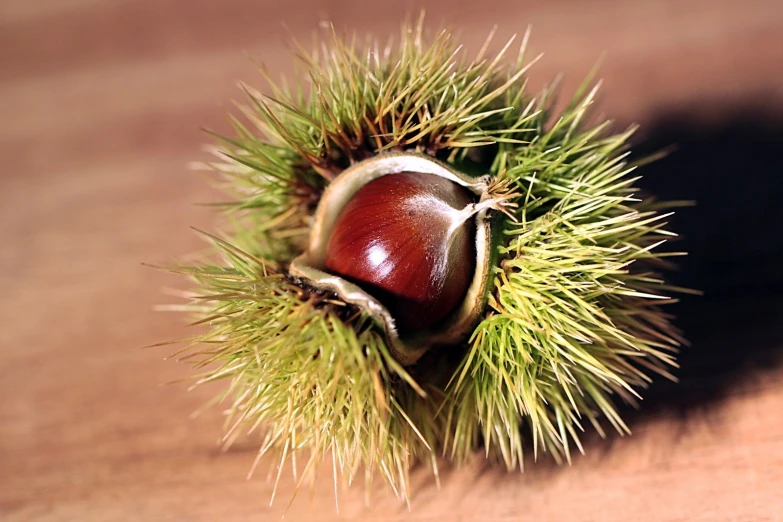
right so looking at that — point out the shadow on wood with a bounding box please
[617,104,783,430]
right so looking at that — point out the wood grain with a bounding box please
[2,1,783,520]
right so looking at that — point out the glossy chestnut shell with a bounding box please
[324,172,476,334]
[289,152,494,365]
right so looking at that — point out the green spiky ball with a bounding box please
[165,19,686,503]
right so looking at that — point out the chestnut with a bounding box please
[290,152,497,365]
[324,171,476,334]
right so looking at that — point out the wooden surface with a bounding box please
[2,1,783,520]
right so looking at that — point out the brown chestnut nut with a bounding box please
[289,152,496,365]
[324,172,476,334]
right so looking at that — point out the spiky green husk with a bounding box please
[169,18,686,502]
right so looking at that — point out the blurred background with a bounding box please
[1,1,782,520]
